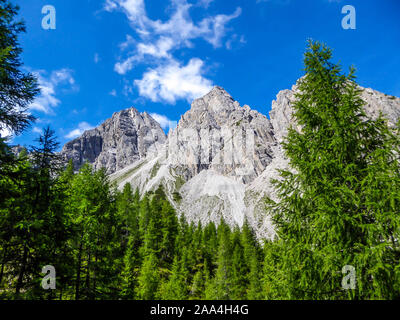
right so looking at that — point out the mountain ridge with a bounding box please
[61,107,166,174]
[61,83,400,239]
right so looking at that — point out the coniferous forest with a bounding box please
[1,1,400,300]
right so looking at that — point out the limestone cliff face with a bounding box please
[269,84,400,143]
[61,108,166,174]
[62,83,400,239]
[167,86,276,184]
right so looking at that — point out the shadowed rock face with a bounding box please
[62,83,400,239]
[60,108,166,174]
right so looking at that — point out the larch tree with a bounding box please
[266,40,400,299]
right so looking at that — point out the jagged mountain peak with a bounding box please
[61,106,166,174]
[203,85,233,100]
[179,86,270,132]
[190,85,239,115]
[110,106,150,122]
[167,86,276,184]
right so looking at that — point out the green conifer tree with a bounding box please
[136,252,160,300]
[266,40,400,299]
[161,256,187,300]
[0,0,38,136]
[212,221,233,300]
[230,229,247,300]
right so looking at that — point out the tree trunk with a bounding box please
[59,285,63,300]
[93,251,98,300]
[75,240,83,300]
[0,245,7,286]
[15,244,28,296]
[85,250,91,298]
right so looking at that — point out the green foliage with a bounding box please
[137,252,160,300]
[159,256,187,300]
[0,3,40,297]
[1,152,267,300]
[0,127,72,299]
[266,40,400,299]
[0,0,38,135]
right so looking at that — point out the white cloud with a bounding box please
[65,122,95,139]
[106,0,241,103]
[0,127,12,139]
[105,0,147,31]
[198,0,214,8]
[115,56,136,75]
[256,0,290,4]
[257,0,338,3]
[104,0,118,11]
[32,127,43,134]
[198,8,242,47]
[135,58,212,104]
[119,34,136,51]
[225,33,246,50]
[51,69,76,86]
[115,36,174,75]
[143,3,242,50]
[137,37,174,59]
[109,89,117,96]
[30,69,77,115]
[149,113,175,130]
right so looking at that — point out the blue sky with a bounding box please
[8,0,400,148]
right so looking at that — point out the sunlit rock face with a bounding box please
[167,86,276,184]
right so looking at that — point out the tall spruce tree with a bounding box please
[230,228,247,300]
[119,183,141,299]
[212,221,233,300]
[0,0,38,136]
[13,127,66,297]
[266,40,400,299]
[0,3,39,292]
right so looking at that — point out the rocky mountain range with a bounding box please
[61,82,400,239]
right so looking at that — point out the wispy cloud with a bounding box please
[149,113,176,130]
[32,127,43,134]
[226,34,246,50]
[197,0,214,8]
[256,0,291,4]
[257,0,342,3]
[30,69,78,115]
[104,0,241,104]
[65,122,95,139]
